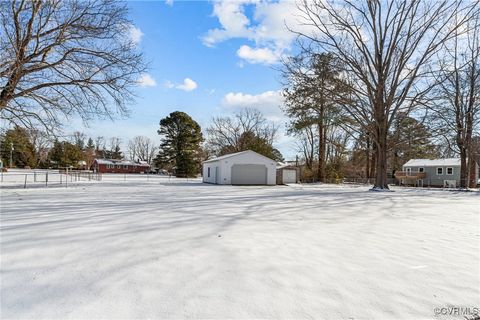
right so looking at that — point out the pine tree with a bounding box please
[155,111,203,177]
[48,140,84,168]
[0,126,36,168]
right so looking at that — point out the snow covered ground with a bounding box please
[1,179,479,319]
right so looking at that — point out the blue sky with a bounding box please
[71,0,305,159]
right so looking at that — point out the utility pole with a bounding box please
[9,142,13,168]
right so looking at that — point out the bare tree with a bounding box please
[292,126,317,171]
[294,0,478,189]
[94,136,105,157]
[0,0,146,132]
[127,136,158,164]
[28,128,52,166]
[106,136,122,159]
[429,15,480,188]
[206,108,278,156]
[71,131,86,150]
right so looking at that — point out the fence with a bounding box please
[0,170,203,189]
[0,170,102,189]
[301,177,397,185]
[396,178,479,188]
[98,173,201,184]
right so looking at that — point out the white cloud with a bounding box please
[163,80,175,89]
[164,78,198,92]
[165,0,173,6]
[128,25,144,46]
[176,78,198,91]
[202,0,312,64]
[202,1,256,47]
[223,90,283,108]
[237,45,279,64]
[137,73,157,87]
[222,90,285,123]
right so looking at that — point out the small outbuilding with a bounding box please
[276,164,299,184]
[203,150,276,185]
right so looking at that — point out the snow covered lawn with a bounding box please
[1,180,479,319]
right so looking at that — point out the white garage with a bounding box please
[202,150,276,185]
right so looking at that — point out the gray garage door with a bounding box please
[231,164,267,185]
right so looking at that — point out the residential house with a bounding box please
[91,159,150,174]
[395,158,479,188]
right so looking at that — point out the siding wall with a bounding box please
[202,161,220,184]
[403,165,460,186]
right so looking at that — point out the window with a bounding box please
[437,167,443,175]
[207,167,210,177]
[406,168,411,175]
[418,167,424,173]
[447,167,453,175]
[116,165,121,169]
[124,165,128,169]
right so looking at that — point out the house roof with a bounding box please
[276,162,298,169]
[94,158,150,167]
[203,150,275,163]
[403,158,461,167]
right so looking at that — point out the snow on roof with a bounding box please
[403,158,460,167]
[276,162,298,169]
[203,150,250,163]
[204,150,276,163]
[94,159,150,166]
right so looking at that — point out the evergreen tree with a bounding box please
[85,138,96,169]
[283,53,348,182]
[86,138,95,150]
[237,131,284,162]
[155,111,203,177]
[388,114,439,172]
[48,140,84,168]
[0,126,36,168]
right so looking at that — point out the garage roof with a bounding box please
[204,150,274,163]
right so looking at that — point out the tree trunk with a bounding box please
[468,156,476,188]
[369,143,376,179]
[365,134,370,179]
[459,146,468,188]
[373,119,389,190]
[317,120,326,182]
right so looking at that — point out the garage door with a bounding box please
[282,169,296,184]
[231,164,267,185]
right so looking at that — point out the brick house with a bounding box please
[91,159,150,174]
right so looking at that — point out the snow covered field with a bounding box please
[1,179,479,319]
